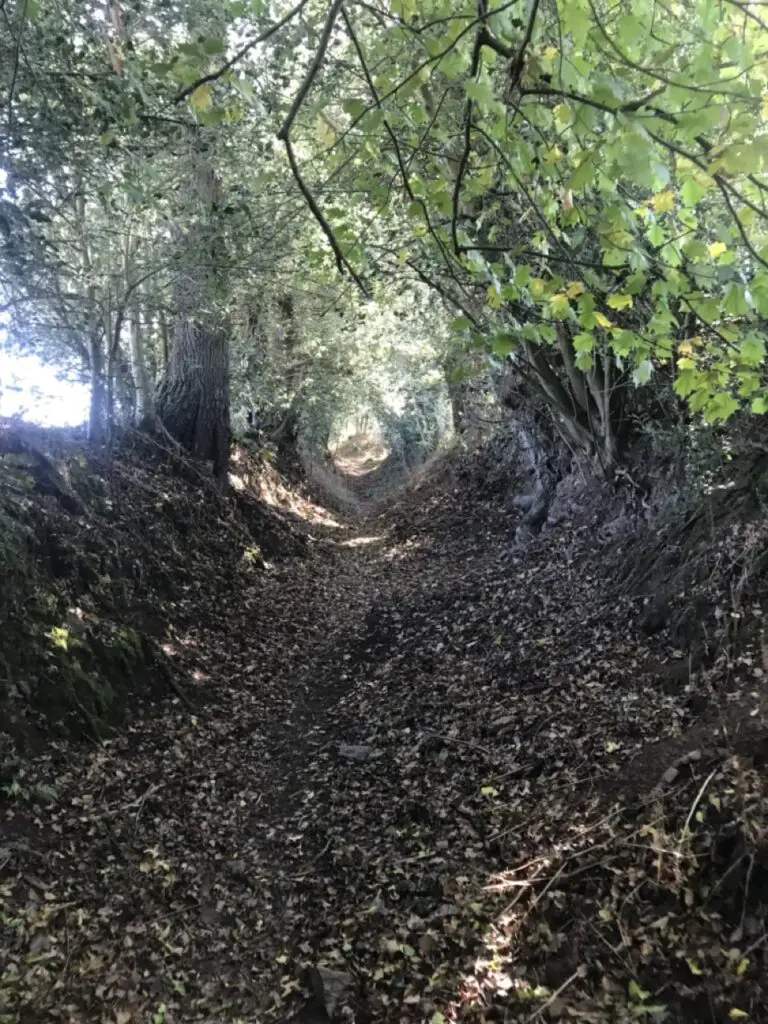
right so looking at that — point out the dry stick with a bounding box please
[173,0,310,104]
[737,853,756,938]
[278,0,344,141]
[524,966,584,1023]
[678,768,718,848]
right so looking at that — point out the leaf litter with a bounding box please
[2,438,768,1024]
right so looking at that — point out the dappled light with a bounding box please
[331,433,390,477]
[3,0,768,1020]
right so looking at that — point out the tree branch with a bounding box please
[282,136,368,293]
[277,0,344,141]
[451,10,488,256]
[174,0,310,105]
[506,0,540,95]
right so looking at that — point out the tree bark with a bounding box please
[156,151,230,480]
[129,292,155,429]
[88,331,106,442]
[156,319,229,478]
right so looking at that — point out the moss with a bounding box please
[2,612,161,743]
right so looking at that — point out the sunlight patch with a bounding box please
[0,349,89,427]
[339,534,384,548]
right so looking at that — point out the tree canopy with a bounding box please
[1,0,767,467]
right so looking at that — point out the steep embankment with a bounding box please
[2,429,768,1024]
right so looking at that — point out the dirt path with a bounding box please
[3,484,768,1024]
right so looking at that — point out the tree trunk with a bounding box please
[156,320,229,478]
[129,294,155,429]
[156,151,230,480]
[88,332,106,442]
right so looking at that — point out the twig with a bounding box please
[679,768,717,847]
[174,0,310,104]
[424,729,493,758]
[5,0,28,142]
[276,0,368,293]
[506,0,541,97]
[524,966,584,1022]
[134,782,166,829]
[277,0,344,141]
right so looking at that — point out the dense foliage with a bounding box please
[1,0,767,468]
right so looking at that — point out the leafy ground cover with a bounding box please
[2,429,768,1024]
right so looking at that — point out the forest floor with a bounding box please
[2,437,768,1024]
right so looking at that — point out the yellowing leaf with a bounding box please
[686,959,703,975]
[189,84,212,111]
[762,93,768,120]
[651,190,675,213]
[729,1010,749,1020]
[554,102,571,124]
[708,241,727,258]
[606,293,633,310]
[736,958,749,976]
[595,311,613,328]
[566,280,585,299]
[550,293,571,316]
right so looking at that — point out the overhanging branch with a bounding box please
[174,0,310,105]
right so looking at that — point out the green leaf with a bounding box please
[573,332,595,352]
[629,980,650,1003]
[451,317,472,332]
[201,37,226,55]
[465,78,495,106]
[189,84,213,111]
[680,179,707,207]
[612,330,637,356]
[568,155,596,191]
[705,392,739,423]
[342,98,367,119]
[723,283,750,316]
[633,359,653,384]
[625,271,647,295]
[550,294,571,317]
[491,333,516,356]
[674,369,700,398]
[606,294,633,310]
[739,334,765,366]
